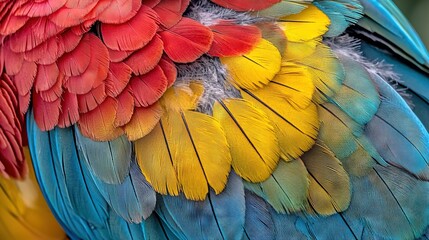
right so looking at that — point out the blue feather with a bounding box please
[53,127,108,227]
[75,128,132,184]
[157,172,245,240]
[358,0,429,68]
[365,73,429,180]
[242,191,275,240]
[314,0,363,37]
[27,110,110,240]
[88,160,157,223]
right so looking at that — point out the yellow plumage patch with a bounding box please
[301,143,351,215]
[135,84,231,200]
[283,37,321,61]
[213,99,280,182]
[0,148,65,240]
[292,43,345,103]
[242,88,319,161]
[268,62,315,109]
[124,103,163,141]
[221,39,281,90]
[278,4,330,42]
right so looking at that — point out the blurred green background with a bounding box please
[393,0,429,49]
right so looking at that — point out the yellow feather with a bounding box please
[135,84,231,200]
[220,39,281,90]
[242,89,319,161]
[292,43,345,103]
[135,122,181,196]
[160,82,204,111]
[301,143,351,215]
[213,99,280,182]
[124,103,163,141]
[0,148,65,240]
[278,4,330,42]
[267,62,315,109]
[283,37,321,61]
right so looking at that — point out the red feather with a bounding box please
[78,97,124,141]
[124,34,164,75]
[129,65,167,107]
[24,35,65,65]
[58,35,91,77]
[3,44,24,75]
[14,0,67,17]
[33,91,61,131]
[210,0,280,11]
[153,0,190,28]
[143,0,161,7]
[19,92,31,114]
[0,12,28,36]
[9,16,65,52]
[58,91,79,128]
[64,0,94,8]
[124,103,162,140]
[12,60,37,96]
[208,22,261,57]
[39,73,64,102]
[34,63,60,92]
[48,1,98,28]
[158,56,177,87]
[114,90,135,127]
[159,17,213,63]
[101,5,159,51]
[63,34,109,94]
[106,62,132,98]
[77,83,107,114]
[108,48,134,63]
[98,0,141,24]
[60,30,83,53]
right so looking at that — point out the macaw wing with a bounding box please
[1,0,429,239]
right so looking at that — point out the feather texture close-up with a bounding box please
[0,0,428,239]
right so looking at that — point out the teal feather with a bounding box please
[314,0,363,37]
[157,172,245,240]
[358,0,429,69]
[88,160,157,223]
[54,127,109,227]
[365,73,429,180]
[331,54,380,125]
[242,191,275,240]
[244,160,309,214]
[27,110,110,240]
[75,128,132,184]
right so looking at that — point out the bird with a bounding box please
[0,0,428,239]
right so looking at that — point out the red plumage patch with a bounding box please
[77,83,107,114]
[210,0,280,11]
[39,74,64,102]
[98,0,141,24]
[106,62,132,98]
[208,22,261,57]
[63,34,109,94]
[129,65,168,107]
[101,5,159,51]
[78,97,124,141]
[158,56,177,87]
[34,63,60,92]
[124,34,164,75]
[0,73,26,179]
[12,60,37,96]
[3,44,24,75]
[14,0,67,17]
[58,91,79,128]
[48,1,99,28]
[159,17,213,63]
[32,91,61,131]
[10,16,65,52]
[153,0,190,28]
[115,90,135,127]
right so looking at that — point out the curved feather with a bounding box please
[157,172,245,239]
[212,99,280,182]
